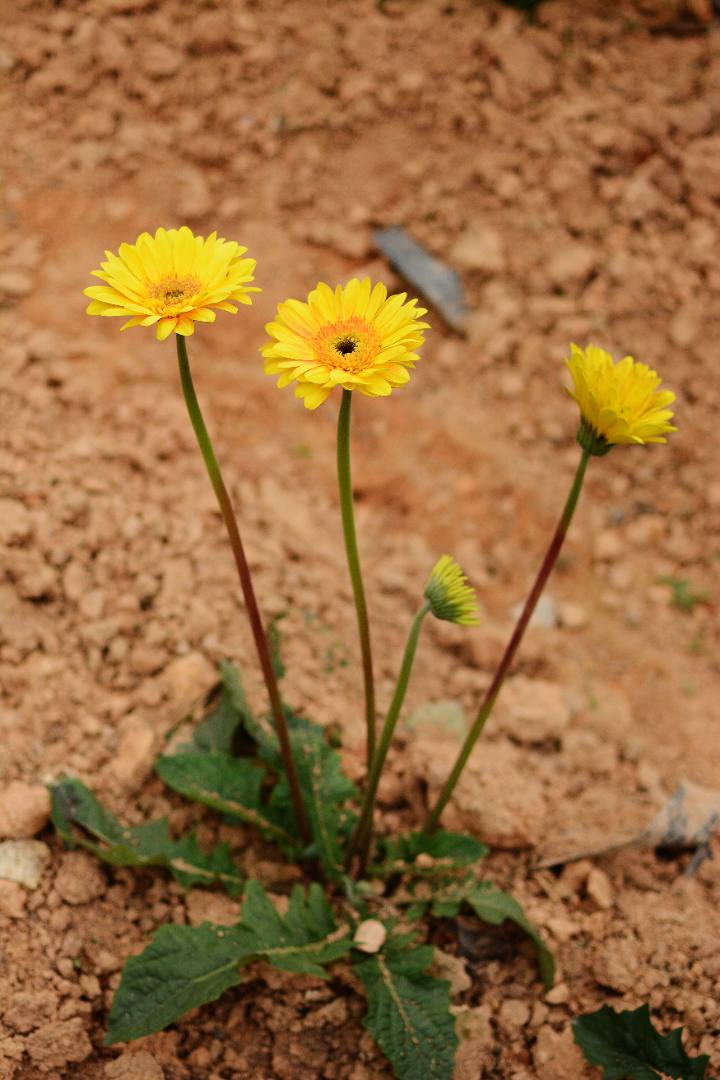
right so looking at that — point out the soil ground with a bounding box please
[1,0,719,1077]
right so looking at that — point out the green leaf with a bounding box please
[189,660,255,753]
[106,880,353,1043]
[426,877,554,990]
[572,1004,711,1080]
[378,830,488,875]
[268,711,358,881]
[106,921,248,1043]
[231,879,353,978]
[461,882,555,991]
[51,779,244,895]
[155,752,299,853]
[354,933,458,1080]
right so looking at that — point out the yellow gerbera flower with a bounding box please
[424,555,479,626]
[566,343,677,453]
[262,278,429,409]
[84,226,259,341]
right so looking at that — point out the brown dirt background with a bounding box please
[1,0,719,1076]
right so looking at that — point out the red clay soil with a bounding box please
[1,0,719,1077]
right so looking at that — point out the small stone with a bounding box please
[0,499,32,544]
[0,880,27,918]
[586,867,613,910]
[353,919,387,955]
[185,889,242,928]
[54,850,106,905]
[669,304,703,349]
[593,935,640,992]
[454,1003,492,1043]
[544,982,570,1005]
[0,270,34,298]
[0,781,51,839]
[498,677,571,744]
[105,1050,165,1079]
[25,1018,92,1070]
[128,644,166,677]
[533,1025,586,1080]
[3,990,56,1033]
[497,37,555,94]
[451,223,506,274]
[546,242,597,289]
[511,594,557,629]
[140,41,183,78]
[430,948,471,996]
[109,717,158,791]
[545,916,580,944]
[15,563,57,600]
[593,530,623,561]
[177,165,213,218]
[557,600,588,630]
[0,840,50,888]
[497,998,530,1033]
[162,651,217,705]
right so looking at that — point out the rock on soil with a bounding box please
[53,850,106,905]
[0,781,51,839]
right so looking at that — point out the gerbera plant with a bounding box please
[50,230,677,1080]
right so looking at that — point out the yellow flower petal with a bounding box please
[84,227,259,339]
[566,344,677,450]
[261,278,429,409]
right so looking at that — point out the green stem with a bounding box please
[337,389,376,770]
[423,446,591,834]
[176,336,311,846]
[349,603,430,875]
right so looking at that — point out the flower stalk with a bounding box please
[337,389,376,770]
[423,446,592,834]
[348,602,431,873]
[176,336,311,846]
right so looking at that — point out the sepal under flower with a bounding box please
[424,556,479,626]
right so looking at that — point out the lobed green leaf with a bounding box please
[51,779,244,895]
[572,1004,711,1080]
[354,933,458,1080]
[107,880,353,1043]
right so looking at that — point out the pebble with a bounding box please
[105,1050,165,1079]
[0,840,50,888]
[185,889,242,928]
[557,600,589,630]
[163,650,217,705]
[450,223,506,274]
[546,242,597,288]
[0,781,51,839]
[54,850,106,905]
[586,867,614,910]
[0,498,32,544]
[497,998,530,1033]
[593,530,624,561]
[429,948,471,996]
[0,880,27,918]
[0,269,34,298]
[353,919,387,955]
[533,1025,585,1080]
[25,1017,93,1070]
[544,982,570,1005]
[108,717,158,791]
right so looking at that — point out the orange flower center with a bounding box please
[311,316,381,373]
[148,275,202,313]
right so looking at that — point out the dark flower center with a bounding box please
[335,336,358,356]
